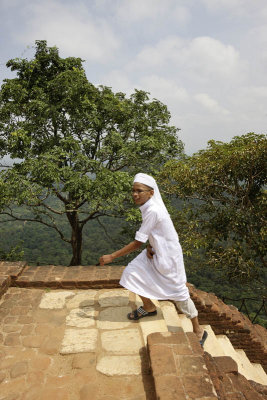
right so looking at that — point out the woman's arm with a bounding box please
[99,240,142,266]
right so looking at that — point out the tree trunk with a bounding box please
[67,211,83,266]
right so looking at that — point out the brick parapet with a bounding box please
[14,264,124,289]
[0,261,27,299]
[0,275,11,299]
[188,284,267,373]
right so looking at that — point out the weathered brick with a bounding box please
[148,331,187,347]
[214,356,238,374]
[22,335,46,348]
[4,333,21,346]
[155,375,186,400]
[186,332,204,355]
[10,361,28,378]
[31,356,51,370]
[183,374,215,398]
[178,355,207,376]
[149,344,177,376]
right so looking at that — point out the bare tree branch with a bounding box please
[0,211,71,243]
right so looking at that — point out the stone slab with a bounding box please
[101,329,143,354]
[66,307,95,328]
[66,290,97,309]
[60,328,98,354]
[97,306,132,330]
[139,309,168,344]
[96,355,142,376]
[39,291,75,309]
[98,289,129,307]
[160,301,182,332]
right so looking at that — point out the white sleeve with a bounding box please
[135,209,159,243]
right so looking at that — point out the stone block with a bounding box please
[4,333,21,346]
[10,361,28,378]
[39,291,75,309]
[22,335,46,348]
[183,374,215,398]
[65,290,97,309]
[155,375,186,400]
[150,344,177,376]
[214,356,238,374]
[80,383,99,400]
[98,289,129,307]
[60,328,98,354]
[72,353,96,369]
[139,310,168,343]
[148,331,187,347]
[31,356,51,370]
[178,355,207,376]
[101,329,143,354]
[96,355,142,376]
[66,307,95,328]
[40,337,61,355]
[97,306,132,329]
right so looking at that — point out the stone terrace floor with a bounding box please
[0,287,156,400]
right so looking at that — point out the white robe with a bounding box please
[120,197,189,301]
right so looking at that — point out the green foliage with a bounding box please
[0,40,183,265]
[160,133,267,284]
[0,243,24,261]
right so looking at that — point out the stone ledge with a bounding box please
[14,264,124,289]
[0,261,27,279]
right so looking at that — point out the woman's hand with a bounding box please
[146,244,154,259]
[99,254,114,266]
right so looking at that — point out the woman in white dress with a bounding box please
[99,173,207,345]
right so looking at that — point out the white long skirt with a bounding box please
[119,249,189,301]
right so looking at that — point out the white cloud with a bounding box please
[194,93,230,115]
[139,75,189,104]
[130,35,246,86]
[15,0,120,62]
[116,0,191,24]
[200,0,267,19]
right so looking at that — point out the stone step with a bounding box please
[162,306,267,385]
[176,312,193,333]
[135,296,169,344]
[202,324,225,356]
[216,335,267,385]
[235,349,267,385]
[159,300,182,332]
[251,362,267,385]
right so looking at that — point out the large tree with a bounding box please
[0,41,183,265]
[159,133,267,284]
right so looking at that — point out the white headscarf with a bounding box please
[133,173,169,215]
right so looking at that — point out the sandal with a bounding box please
[127,306,157,320]
[199,330,208,347]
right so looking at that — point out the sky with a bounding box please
[0,0,267,154]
